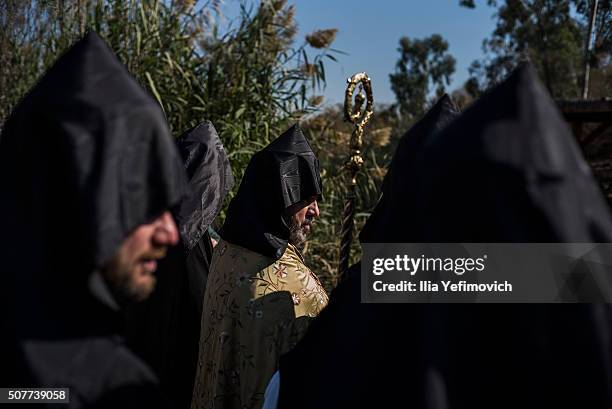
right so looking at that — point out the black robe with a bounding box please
[126,121,234,409]
[278,65,612,409]
[0,32,188,408]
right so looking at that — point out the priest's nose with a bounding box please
[153,211,179,246]
[308,200,320,218]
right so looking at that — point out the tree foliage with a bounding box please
[389,34,456,124]
[462,0,612,98]
[0,0,335,141]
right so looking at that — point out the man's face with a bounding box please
[101,211,179,304]
[286,196,320,247]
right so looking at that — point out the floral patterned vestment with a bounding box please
[191,239,328,409]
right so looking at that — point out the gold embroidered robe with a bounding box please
[191,239,328,409]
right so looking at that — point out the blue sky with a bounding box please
[219,1,498,105]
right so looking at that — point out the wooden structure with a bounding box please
[557,99,612,147]
[558,98,612,203]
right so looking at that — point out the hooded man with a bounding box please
[0,32,188,408]
[126,121,234,409]
[191,124,329,409]
[276,65,612,408]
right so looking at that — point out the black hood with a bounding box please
[175,121,234,251]
[409,64,612,242]
[359,94,459,243]
[220,124,322,259]
[0,31,188,337]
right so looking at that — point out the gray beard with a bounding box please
[288,220,311,250]
[289,226,306,249]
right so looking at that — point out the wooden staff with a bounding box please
[338,72,373,280]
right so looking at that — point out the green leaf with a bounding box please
[234,107,246,119]
[145,71,165,113]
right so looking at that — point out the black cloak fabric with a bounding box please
[220,124,322,259]
[0,32,188,408]
[277,65,612,409]
[126,121,234,409]
[175,121,234,252]
[359,94,460,243]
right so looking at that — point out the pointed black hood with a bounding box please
[221,124,322,259]
[175,121,234,251]
[409,64,612,242]
[0,31,188,335]
[359,94,459,243]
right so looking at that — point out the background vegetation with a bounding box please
[459,0,612,99]
[1,0,611,290]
